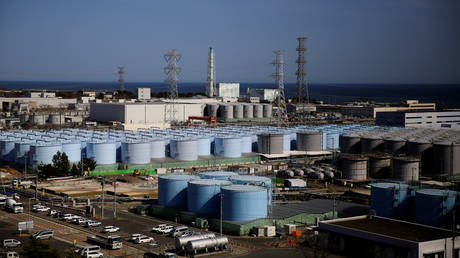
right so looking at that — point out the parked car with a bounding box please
[75,246,101,255]
[85,220,101,227]
[82,250,104,258]
[0,251,19,258]
[36,206,50,212]
[177,230,194,238]
[169,226,188,237]
[73,218,88,225]
[151,224,167,233]
[102,226,120,233]
[130,234,146,241]
[158,225,174,234]
[48,210,57,216]
[2,239,21,248]
[31,230,54,240]
[134,236,154,244]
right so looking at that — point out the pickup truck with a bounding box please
[87,235,122,250]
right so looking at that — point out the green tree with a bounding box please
[24,239,61,258]
[52,151,70,176]
[77,158,97,173]
[37,164,58,178]
[70,164,80,176]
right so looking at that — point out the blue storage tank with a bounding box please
[326,132,340,149]
[215,136,242,158]
[199,171,238,180]
[221,185,267,221]
[370,183,413,220]
[187,179,232,214]
[86,141,116,165]
[170,138,198,161]
[282,133,290,151]
[1,139,16,162]
[29,143,62,166]
[158,174,199,207]
[150,138,166,159]
[197,137,212,156]
[229,175,273,205]
[240,135,252,153]
[121,141,151,164]
[415,189,457,227]
[61,142,81,163]
[14,141,33,164]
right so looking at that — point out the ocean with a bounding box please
[0,81,459,108]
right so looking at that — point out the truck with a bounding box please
[12,180,33,188]
[6,199,23,213]
[0,195,7,208]
[86,235,122,250]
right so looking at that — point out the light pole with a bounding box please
[28,197,36,221]
[113,177,117,219]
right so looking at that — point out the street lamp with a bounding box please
[28,197,36,221]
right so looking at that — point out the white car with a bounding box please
[61,214,76,221]
[36,206,50,212]
[82,250,104,258]
[151,224,167,233]
[48,210,57,216]
[102,226,120,233]
[85,220,102,227]
[73,218,88,225]
[130,234,146,241]
[3,239,22,248]
[158,225,174,234]
[134,235,154,244]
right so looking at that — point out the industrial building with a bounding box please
[217,83,240,98]
[247,88,279,102]
[136,87,151,100]
[0,96,77,111]
[376,110,460,128]
[318,215,460,258]
[316,100,436,119]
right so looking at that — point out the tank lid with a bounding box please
[221,184,266,192]
[297,130,321,135]
[416,189,457,197]
[371,182,408,189]
[229,175,272,184]
[159,174,200,181]
[392,156,420,162]
[200,171,237,177]
[188,179,232,186]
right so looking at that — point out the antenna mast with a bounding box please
[164,49,182,123]
[272,50,287,126]
[206,47,216,97]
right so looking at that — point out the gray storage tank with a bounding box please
[361,135,384,153]
[296,131,322,152]
[253,104,263,118]
[243,104,253,119]
[433,141,460,176]
[262,104,272,118]
[220,104,234,120]
[233,104,244,119]
[368,153,391,179]
[339,154,368,180]
[257,133,284,154]
[384,137,407,154]
[392,156,420,181]
[339,134,361,154]
[407,139,433,176]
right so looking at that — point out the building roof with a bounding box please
[272,199,369,219]
[326,216,452,242]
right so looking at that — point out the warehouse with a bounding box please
[318,215,460,258]
[376,110,460,128]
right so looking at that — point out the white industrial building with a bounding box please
[136,88,151,100]
[0,97,77,111]
[247,88,279,102]
[376,110,460,129]
[90,101,206,129]
[217,83,240,98]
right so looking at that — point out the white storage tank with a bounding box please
[233,104,244,119]
[170,138,198,161]
[243,104,254,119]
[150,138,166,159]
[61,141,82,163]
[86,141,117,165]
[262,104,272,118]
[121,140,152,164]
[253,104,263,118]
[215,136,242,158]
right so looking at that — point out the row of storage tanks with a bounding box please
[338,128,460,180]
[0,125,401,167]
[371,182,458,228]
[205,103,273,119]
[158,171,272,222]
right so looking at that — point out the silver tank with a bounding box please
[297,131,322,151]
[243,104,253,119]
[175,232,215,250]
[392,156,420,181]
[257,133,284,154]
[253,104,263,118]
[233,104,244,119]
[262,104,272,118]
[185,236,228,254]
[340,154,368,180]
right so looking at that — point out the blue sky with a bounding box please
[0,0,459,84]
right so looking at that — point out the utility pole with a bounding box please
[101,177,105,219]
[220,193,223,236]
[113,178,117,219]
[24,151,27,179]
[164,49,182,123]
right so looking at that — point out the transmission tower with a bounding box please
[296,37,308,104]
[118,66,125,92]
[206,47,216,97]
[164,49,181,123]
[272,50,287,125]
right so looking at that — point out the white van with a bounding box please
[169,226,188,237]
[31,230,54,240]
[76,245,101,256]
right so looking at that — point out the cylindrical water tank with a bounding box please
[158,174,199,207]
[206,104,219,117]
[229,175,272,205]
[392,156,420,181]
[253,104,263,118]
[243,104,253,119]
[384,138,407,154]
[150,138,166,159]
[415,189,457,227]
[14,141,32,164]
[339,134,361,154]
[86,141,116,165]
[1,140,16,162]
[48,114,61,125]
[29,143,62,166]
[29,114,48,125]
[215,136,241,158]
[121,141,151,164]
[361,136,384,153]
[61,142,81,163]
[220,104,234,120]
[233,104,244,119]
[240,135,252,153]
[221,185,267,221]
[257,133,284,154]
[433,141,460,176]
[297,131,323,152]
[371,183,412,220]
[170,138,198,161]
[187,179,232,214]
[197,137,212,156]
[262,104,272,118]
[339,154,368,180]
[368,153,391,179]
[199,171,238,180]
[326,133,340,149]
